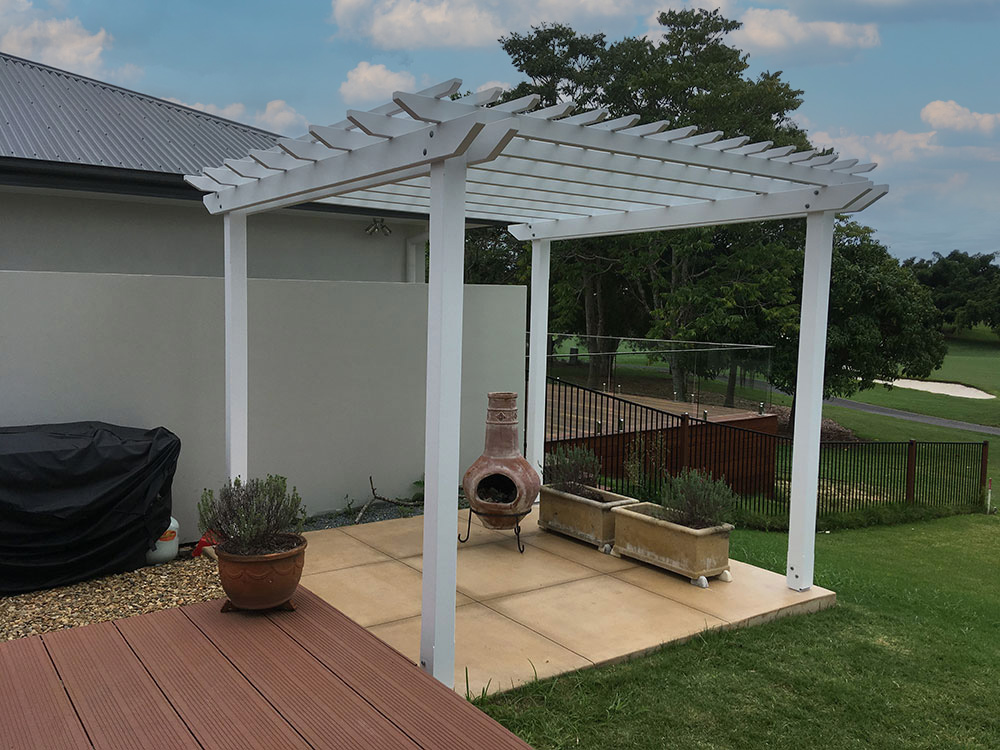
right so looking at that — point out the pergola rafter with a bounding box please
[184,78,886,689]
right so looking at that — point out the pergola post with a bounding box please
[405,231,428,283]
[786,210,836,591]
[223,211,249,481]
[419,158,466,686]
[525,239,551,477]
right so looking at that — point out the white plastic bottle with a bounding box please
[146,517,180,564]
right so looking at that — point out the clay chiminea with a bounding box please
[462,392,540,533]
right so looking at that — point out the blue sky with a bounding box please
[1,0,996,260]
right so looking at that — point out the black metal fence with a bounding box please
[544,377,988,518]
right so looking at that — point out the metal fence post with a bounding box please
[905,439,917,503]
[680,413,690,470]
[982,441,990,493]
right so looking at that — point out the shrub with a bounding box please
[659,468,736,529]
[544,445,602,499]
[199,475,306,555]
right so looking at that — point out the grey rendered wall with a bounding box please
[0,187,419,281]
[0,271,526,542]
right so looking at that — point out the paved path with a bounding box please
[826,398,1000,437]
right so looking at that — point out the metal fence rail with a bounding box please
[544,377,988,518]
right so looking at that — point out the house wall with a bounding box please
[0,187,525,543]
[0,187,422,281]
[0,271,527,541]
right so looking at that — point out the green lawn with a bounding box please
[481,515,1000,749]
[842,327,1000,426]
[928,335,1000,396]
[846,385,1000,427]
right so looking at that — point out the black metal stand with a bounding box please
[458,508,528,554]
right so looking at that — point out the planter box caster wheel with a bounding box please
[718,570,733,583]
[690,575,709,589]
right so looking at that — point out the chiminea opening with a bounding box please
[476,473,518,504]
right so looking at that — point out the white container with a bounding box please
[146,517,179,564]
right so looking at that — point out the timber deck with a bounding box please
[0,587,531,750]
[545,382,764,441]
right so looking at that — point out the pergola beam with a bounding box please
[206,117,517,215]
[508,182,878,241]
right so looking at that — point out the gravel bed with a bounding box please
[1,553,223,642]
[303,496,469,532]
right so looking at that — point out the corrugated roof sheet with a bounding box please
[0,52,279,174]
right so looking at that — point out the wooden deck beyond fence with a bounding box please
[0,587,531,750]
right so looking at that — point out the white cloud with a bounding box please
[476,79,510,92]
[1,16,107,75]
[810,127,939,166]
[732,8,879,53]
[330,0,654,49]
[254,100,307,135]
[0,0,142,82]
[165,97,247,121]
[162,97,306,135]
[921,100,998,135]
[339,61,416,104]
[368,0,502,48]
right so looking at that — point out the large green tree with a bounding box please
[768,220,946,400]
[499,9,808,390]
[904,250,1000,334]
[495,9,946,402]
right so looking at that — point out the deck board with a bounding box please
[43,620,200,750]
[0,590,534,750]
[268,587,533,750]
[182,598,422,750]
[116,607,311,750]
[0,635,92,750]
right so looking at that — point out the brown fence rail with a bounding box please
[544,377,988,518]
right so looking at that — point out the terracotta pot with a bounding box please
[611,503,732,580]
[463,392,540,530]
[538,484,638,548]
[215,534,307,610]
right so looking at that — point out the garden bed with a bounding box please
[0,553,222,641]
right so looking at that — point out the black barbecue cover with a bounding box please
[0,422,180,594]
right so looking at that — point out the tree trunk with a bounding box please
[724,362,738,408]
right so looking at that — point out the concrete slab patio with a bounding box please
[300,508,835,696]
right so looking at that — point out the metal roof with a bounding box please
[0,52,278,175]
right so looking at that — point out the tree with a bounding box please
[497,10,946,404]
[769,219,947,400]
[904,250,1000,334]
[499,9,809,390]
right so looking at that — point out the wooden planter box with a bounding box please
[538,485,638,548]
[611,502,733,580]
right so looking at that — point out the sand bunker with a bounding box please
[875,378,995,399]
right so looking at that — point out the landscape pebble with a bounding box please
[0,554,223,641]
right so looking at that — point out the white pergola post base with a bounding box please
[418,159,466,686]
[786,210,836,591]
[223,211,249,481]
[525,239,551,477]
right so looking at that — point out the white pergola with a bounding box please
[185,79,886,687]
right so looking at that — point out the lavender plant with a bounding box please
[198,475,305,555]
[659,468,736,529]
